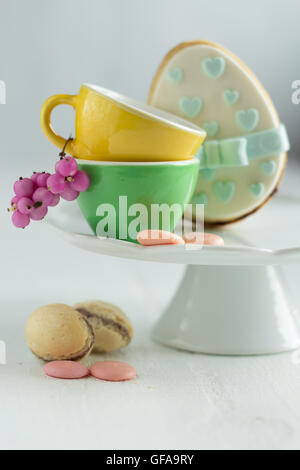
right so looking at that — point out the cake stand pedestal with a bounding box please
[152,264,300,355]
[45,194,300,355]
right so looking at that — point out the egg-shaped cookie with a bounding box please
[149,40,290,224]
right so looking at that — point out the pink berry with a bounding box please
[47,173,66,194]
[32,187,54,207]
[48,194,60,207]
[70,171,90,192]
[60,183,79,201]
[9,196,20,213]
[17,197,34,215]
[31,172,42,184]
[14,178,34,198]
[12,211,30,228]
[30,205,48,221]
[55,156,78,177]
[11,195,20,205]
[37,172,51,187]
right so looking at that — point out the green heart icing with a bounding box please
[213,181,235,203]
[179,97,203,119]
[236,109,260,132]
[200,168,216,182]
[223,89,239,106]
[192,192,208,205]
[260,160,276,176]
[202,57,226,79]
[203,121,219,137]
[250,183,265,198]
[167,67,183,83]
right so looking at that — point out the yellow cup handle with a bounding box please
[40,94,77,154]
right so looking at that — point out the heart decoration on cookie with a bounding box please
[179,96,203,119]
[260,160,276,176]
[250,183,265,198]
[202,57,226,79]
[236,109,260,132]
[213,181,235,204]
[203,121,219,137]
[149,40,289,224]
[200,168,216,182]
[192,192,208,205]
[223,89,239,106]
[167,67,183,83]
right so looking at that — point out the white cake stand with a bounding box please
[45,192,300,356]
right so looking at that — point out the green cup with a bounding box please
[77,158,199,243]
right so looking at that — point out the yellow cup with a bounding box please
[40,84,206,162]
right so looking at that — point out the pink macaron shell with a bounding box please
[90,361,136,382]
[43,361,90,380]
[137,230,185,246]
[183,232,225,246]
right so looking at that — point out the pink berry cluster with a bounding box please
[9,156,90,229]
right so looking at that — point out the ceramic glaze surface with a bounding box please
[40,84,206,162]
[152,265,300,355]
[76,159,199,242]
[45,190,300,355]
[46,191,300,266]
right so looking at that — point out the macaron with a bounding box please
[44,361,90,380]
[137,230,185,246]
[183,232,224,246]
[90,361,136,382]
[25,304,95,362]
[75,300,133,353]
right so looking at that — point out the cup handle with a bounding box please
[40,94,77,154]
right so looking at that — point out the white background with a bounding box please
[0,0,300,170]
[1,0,300,451]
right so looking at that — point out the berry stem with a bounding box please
[59,136,73,158]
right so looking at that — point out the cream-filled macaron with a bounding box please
[75,300,133,353]
[25,304,95,362]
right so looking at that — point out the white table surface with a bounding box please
[1,160,300,451]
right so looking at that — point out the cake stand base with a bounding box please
[152,265,300,355]
[46,196,300,356]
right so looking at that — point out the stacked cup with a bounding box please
[41,84,206,242]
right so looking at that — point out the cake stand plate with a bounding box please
[45,193,300,355]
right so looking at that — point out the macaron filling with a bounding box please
[76,308,131,342]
